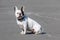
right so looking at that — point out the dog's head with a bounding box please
[14,6,24,20]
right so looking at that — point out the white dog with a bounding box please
[14,6,42,34]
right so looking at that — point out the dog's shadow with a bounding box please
[26,32,46,35]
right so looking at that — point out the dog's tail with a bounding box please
[39,27,43,33]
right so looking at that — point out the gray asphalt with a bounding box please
[0,0,60,40]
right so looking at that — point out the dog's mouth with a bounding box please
[17,16,24,20]
[18,16,22,19]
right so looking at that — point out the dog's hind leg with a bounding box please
[33,27,42,34]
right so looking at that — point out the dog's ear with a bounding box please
[21,6,24,15]
[14,6,18,12]
[21,6,24,12]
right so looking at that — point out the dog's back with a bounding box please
[27,17,41,32]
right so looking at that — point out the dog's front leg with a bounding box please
[23,26,26,34]
[21,25,27,35]
[20,30,24,34]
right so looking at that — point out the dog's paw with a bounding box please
[34,32,39,35]
[20,31,26,35]
[20,31,25,34]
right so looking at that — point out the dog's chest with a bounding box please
[17,18,28,26]
[17,20,24,25]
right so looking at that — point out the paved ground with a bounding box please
[0,0,60,40]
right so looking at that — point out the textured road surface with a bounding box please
[0,0,60,40]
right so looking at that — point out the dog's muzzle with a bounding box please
[17,16,25,20]
[17,16,22,19]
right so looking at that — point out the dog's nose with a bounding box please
[19,14,21,16]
